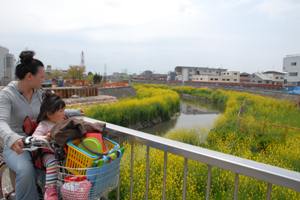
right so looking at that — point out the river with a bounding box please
[142,99,221,141]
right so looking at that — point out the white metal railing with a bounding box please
[83,117,300,200]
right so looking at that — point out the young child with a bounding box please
[33,92,66,200]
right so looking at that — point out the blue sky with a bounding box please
[0,0,299,75]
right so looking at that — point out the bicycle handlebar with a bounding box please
[22,136,54,152]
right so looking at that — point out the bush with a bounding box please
[83,85,180,127]
[164,128,208,146]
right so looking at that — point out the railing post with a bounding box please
[182,158,188,200]
[234,173,239,200]
[145,145,150,200]
[117,137,121,200]
[206,165,212,200]
[162,151,168,200]
[130,140,134,200]
[266,183,272,200]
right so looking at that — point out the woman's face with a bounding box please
[27,67,45,89]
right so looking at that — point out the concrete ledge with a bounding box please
[64,95,117,106]
[99,86,136,99]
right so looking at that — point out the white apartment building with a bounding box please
[175,66,226,81]
[175,66,239,83]
[220,71,240,82]
[191,75,221,82]
[191,71,240,83]
[283,54,300,85]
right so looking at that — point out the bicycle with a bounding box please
[2,135,122,200]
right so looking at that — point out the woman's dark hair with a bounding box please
[37,91,66,123]
[15,50,44,80]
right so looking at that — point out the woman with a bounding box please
[0,51,81,200]
[0,51,45,200]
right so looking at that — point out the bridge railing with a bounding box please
[83,117,300,200]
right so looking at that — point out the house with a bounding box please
[263,71,285,85]
[240,72,251,83]
[251,72,272,84]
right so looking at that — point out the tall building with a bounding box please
[283,54,300,85]
[0,46,15,85]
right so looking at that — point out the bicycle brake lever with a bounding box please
[23,136,34,146]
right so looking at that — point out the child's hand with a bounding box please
[80,109,84,115]
[46,132,51,141]
[39,133,51,141]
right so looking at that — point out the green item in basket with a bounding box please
[77,143,92,154]
[82,137,103,154]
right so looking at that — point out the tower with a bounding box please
[80,51,85,66]
[103,63,107,83]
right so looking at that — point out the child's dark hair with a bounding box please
[37,91,66,123]
[15,50,44,80]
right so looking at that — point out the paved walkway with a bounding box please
[64,95,117,106]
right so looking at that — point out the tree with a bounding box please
[87,72,94,84]
[67,65,85,80]
[48,69,64,80]
[93,73,102,84]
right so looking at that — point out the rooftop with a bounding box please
[254,72,272,81]
[285,54,300,58]
[263,71,286,75]
[175,66,227,71]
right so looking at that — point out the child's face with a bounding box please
[47,108,65,123]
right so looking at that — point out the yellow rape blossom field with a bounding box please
[79,84,300,199]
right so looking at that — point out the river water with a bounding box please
[142,99,221,140]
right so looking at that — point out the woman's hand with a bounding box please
[11,139,24,154]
